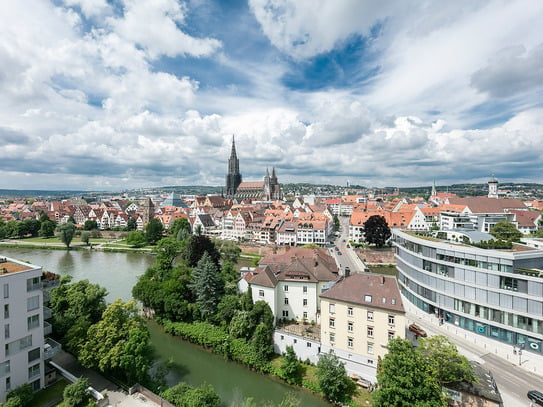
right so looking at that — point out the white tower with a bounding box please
[488,174,498,199]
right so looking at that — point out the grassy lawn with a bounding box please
[33,378,69,407]
[367,265,398,277]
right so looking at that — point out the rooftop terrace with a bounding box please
[0,256,33,275]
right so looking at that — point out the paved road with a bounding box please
[408,305,543,407]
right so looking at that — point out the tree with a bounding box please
[57,222,76,248]
[144,218,164,245]
[126,216,137,231]
[190,253,224,321]
[374,338,446,407]
[23,219,40,237]
[418,335,475,386]
[215,239,242,264]
[126,231,146,247]
[170,217,191,238]
[79,300,152,384]
[5,384,34,406]
[490,220,522,242]
[81,231,91,246]
[316,351,355,404]
[63,377,91,407]
[39,220,56,238]
[49,279,107,353]
[280,346,303,385]
[363,214,391,247]
[83,220,98,230]
[154,237,183,272]
[183,234,221,268]
[333,215,340,231]
[161,382,221,407]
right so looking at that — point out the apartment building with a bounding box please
[320,273,406,380]
[394,229,543,354]
[0,256,60,402]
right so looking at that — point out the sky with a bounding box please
[1,0,543,191]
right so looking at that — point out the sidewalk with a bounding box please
[403,299,543,379]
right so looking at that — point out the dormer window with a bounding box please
[364,295,372,302]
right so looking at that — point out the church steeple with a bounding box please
[225,135,242,198]
[431,179,437,197]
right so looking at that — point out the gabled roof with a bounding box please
[250,265,278,288]
[447,197,527,213]
[509,209,541,227]
[320,273,405,313]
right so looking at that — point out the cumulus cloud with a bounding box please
[110,0,222,59]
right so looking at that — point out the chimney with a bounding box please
[345,268,350,277]
[381,275,385,285]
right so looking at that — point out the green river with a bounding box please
[1,247,330,406]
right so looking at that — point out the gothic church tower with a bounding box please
[225,136,242,198]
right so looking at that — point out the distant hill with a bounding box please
[0,189,90,198]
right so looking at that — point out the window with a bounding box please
[4,304,8,319]
[3,284,8,299]
[0,361,10,377]
[388,315,395,326]
[303,286,308,293]
[27,295,40,311]
[282,310,289,317]
[367,311,374,321]
[27,314,40,330]
[4,324,9,339]
[303,311,308,319]
[259,290,264,297]
[28,348,40,363]
[348,322,353,332]
[367,326,374,337]
[347,337,353,348]
[6,377,10,392]
[367,343,374,354]
[382,297,386,303]
[303,298,308,306]
[280,335,284,340]
[347,307,353,316]
[330,333,335,343]
[28,364,40,380]
[284,297,289,305]
[307,342,312,348]
[364,295,372,302]
[329,318,335,328]
[31,379,40,391]
[391,299,396,305]
[293,339,297,344]
[5,335,32,356]
[284,285,289,292]
[329,303,335,313]
[388,331,395,340]
[26,277,40,292]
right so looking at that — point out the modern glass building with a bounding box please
[393,229,543,354]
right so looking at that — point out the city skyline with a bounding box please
[1,1,542,191]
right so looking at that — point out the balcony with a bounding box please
[44,338,62,360]
[43,306,52,320]
[44,321,52,336]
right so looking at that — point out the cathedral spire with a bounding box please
[226,135,242,198]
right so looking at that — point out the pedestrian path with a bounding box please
[404,299,543,379]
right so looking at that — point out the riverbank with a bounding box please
[0,238,154,254]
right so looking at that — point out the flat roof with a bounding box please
[0,256,35,275]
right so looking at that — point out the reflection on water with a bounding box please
[0,247,155,302]
[58,251,75,271]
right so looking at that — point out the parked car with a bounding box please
[408,323,427,337]
[528,390,543,406]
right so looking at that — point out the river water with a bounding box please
[1,247,330,406]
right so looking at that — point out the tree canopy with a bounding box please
[490,220,522,242]
[144,218,164,244]
[374,338,447,407]
[418,335,475,386]
[78,299,153,385]
[363,214,391,247]
[316,351,355,404]
[190,252,225,320]
[57,222,76,248]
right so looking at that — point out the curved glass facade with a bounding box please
[393,230,543,353]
